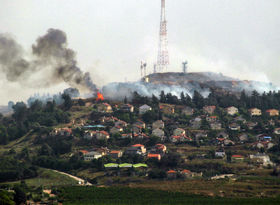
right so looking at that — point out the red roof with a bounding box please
[98,131,109,135]
[167,170,176,174]
[209,116,217,119]
[147,154,160,158]
[232,155,244,158]
[155,144,165,150]
[132,144,144,147]
[62,128,72,133]
[110,150,121,154]
[181,169,191,174]
[79,150,88,154]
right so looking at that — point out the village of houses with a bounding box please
[49,100,280,181]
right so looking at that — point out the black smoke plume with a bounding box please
[0,29,97,93]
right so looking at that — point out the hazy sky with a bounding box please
[0,0,280,104]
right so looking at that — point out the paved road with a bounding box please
[51,169,93,186]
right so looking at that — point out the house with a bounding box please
[232,155,244,162]
[126,144,146,155]
[147,153,161,161]
[159,103,175,114]
[94,147,109,156]
[225,106,238,115]
[134,133,150,139]
[239,133,248,143]
[167,170,177,179]
[96,131,110,140]
[154,144,167,153]
[133,120,146,129]
[266,109,279,117]
[97,103,113,113]
[182,107,194,116]
[224,139,235,146]
[121,133,133,139]
[217,131,229,139]
[114,120,128,128]
[110,126,123,134]
[206,116,218,122]
[195,131,208,142]
[173,128,185,136]
[132,125,143,134]
[110,150,123,159]
[248,108,262,116]
[190,117,202,129]
[215,149,226,158]
[257,134,272,142]
[203,106,216,114]
[234,116,246,123]
[274,128,280,135]
[100,116,119,124]
[152,120,165,130]
[84,130,96,140]
[120,104,134,112]
[139,104,152,114]
[170,135,192,143]
[252,141,274,150]
[181,169,192,178]
[152,128,165,139]
[228,123,240,131]
[249,153,274,167]
[246,121,258,130]
[50,128,72,137]
[83,151,102,161]
[210,122,222,130]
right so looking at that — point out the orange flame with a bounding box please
[96,92,104,101]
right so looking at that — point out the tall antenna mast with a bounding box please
[157,0,169,72]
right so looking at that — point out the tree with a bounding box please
[13,186,26,205]
[0,190,14,205]
[12,102,28,123]
[159,91,166,103]
[142,111,157,124]
[62,94,72,111]
[192,91,204,109]
[0,125,8,145]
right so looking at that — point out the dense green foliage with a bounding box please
[58,186,280,205]
[0,99,70,145]
[0,157,38,183]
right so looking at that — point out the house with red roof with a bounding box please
[110,150,123,159]
[232,155,244,162]
[181,169,192,178]
[170,135,192,143]
[50,128,72,137]
[266,109,279,117]
[147,153,161,161]
[97,103,113,113]
[96,131,110,140]
[203,106,216,114]
[159,103,175,114]
[167,170,177,179]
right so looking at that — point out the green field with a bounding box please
[1,168,78,188]
[58,186,280,205]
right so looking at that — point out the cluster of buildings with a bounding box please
[49,101,280,178]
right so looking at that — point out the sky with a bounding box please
[0,0,280,105]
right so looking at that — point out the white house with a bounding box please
[173,128,185,136]
[139,104,152,114]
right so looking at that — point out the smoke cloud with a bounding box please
[0,29,97,93]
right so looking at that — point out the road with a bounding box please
[51,169,93,186]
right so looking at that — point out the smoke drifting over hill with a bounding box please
[0,29,97,93]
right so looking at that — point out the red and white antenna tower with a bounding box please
[157,0,169,72]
